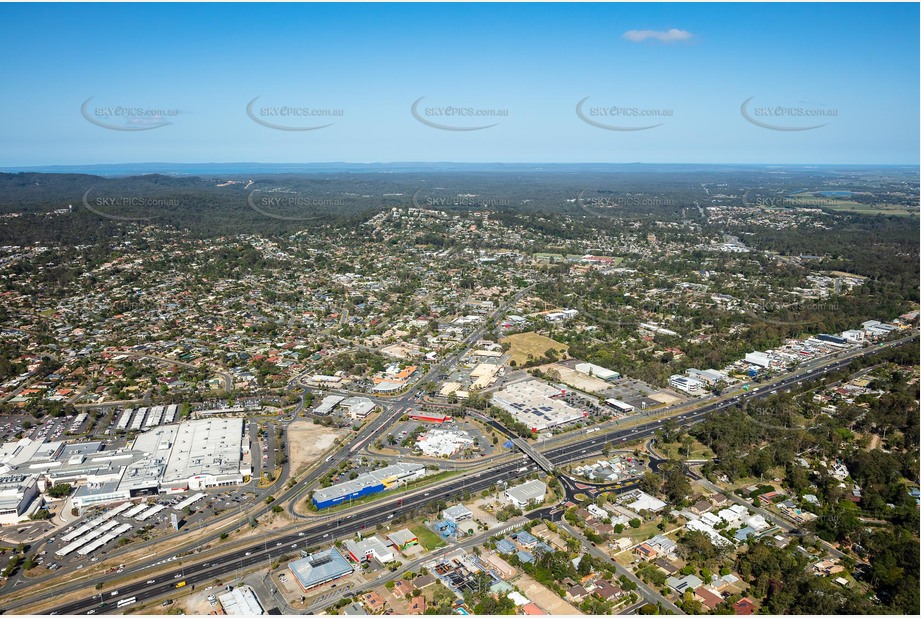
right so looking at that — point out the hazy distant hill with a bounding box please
[0,166,915,245]
[5,162,914,177]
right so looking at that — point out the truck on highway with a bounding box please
[176,581,187,588]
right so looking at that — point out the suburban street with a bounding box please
[16,332,913,615]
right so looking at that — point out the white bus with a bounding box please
[116,597,137,608]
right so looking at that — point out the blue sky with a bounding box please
[1,2,917,165]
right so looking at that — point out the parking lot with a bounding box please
[23,487,261,572]
[0,405,172,445]
[380,417,497,459]
[597,377,672,410]
[1,414,74,443]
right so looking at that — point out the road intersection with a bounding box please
[12,322,915,614]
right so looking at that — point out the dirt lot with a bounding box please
[649,391,682,405]
[538,362,611,393]
[468,497,504,528]
[501,332,569,366]
[232,509,291,538]
[513,572,583,614]
[286,421,345,476]
[129,587,213,615]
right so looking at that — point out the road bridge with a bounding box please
[512,437,555,473]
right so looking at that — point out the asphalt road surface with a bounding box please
[28,335,917,615]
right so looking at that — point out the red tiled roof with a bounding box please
[408,596,426,615]
[694,587,724,610]
[521,602,546,615]
[733,597,755,615]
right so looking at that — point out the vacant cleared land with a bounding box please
[501,332,569,366]
[513,573,584,614]
[287,421,345,475]
[537,362,611,393]
[649,391,682,405]
[410,524,447,550]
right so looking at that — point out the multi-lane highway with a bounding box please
[25,334,917,615]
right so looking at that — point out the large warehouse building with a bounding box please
[0,417,252,510]
[312,463,426,509]
[491,379,586,432]
[744,351,774,368]
[159,418,250,492]
[0,474,42,525]
[574,362,620,381]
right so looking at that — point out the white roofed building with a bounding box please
[491,380,585,432]
[0,474,41,525]
[669,375,705,394]
[343,536,395,565]
[574,362,620,381]
[505,479,547,508]
[159,418,249,492]
[744,352,773,368]
[627,490,667,513]
[218,584,264,615]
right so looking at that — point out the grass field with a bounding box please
[821,204,917,216]
[410,525,447,550]
[659,438,716,461]
[501,332,569,366]
[785,195,917,217]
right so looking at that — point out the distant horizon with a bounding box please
[3,161,918,177]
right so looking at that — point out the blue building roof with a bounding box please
[312,463,425,508]
[289,548,354,590]
[496,539,517,555]
[435,520,457,537]
[516,550,535,563]
[514,531,538,546]
[534,542,555,554]
[734,526,757,542]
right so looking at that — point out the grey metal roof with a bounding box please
[505,480,546,503]
[289,548,354,589]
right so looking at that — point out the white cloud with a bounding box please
[623,28,694,43]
